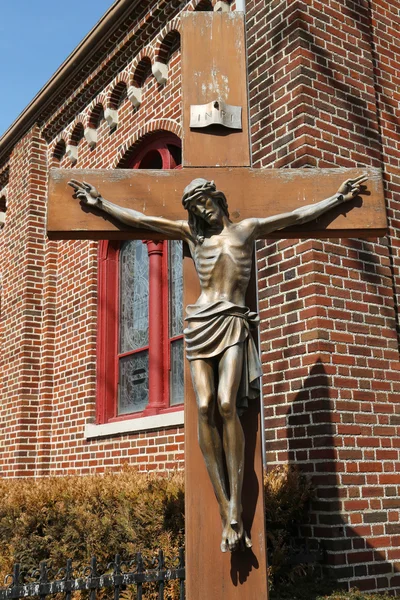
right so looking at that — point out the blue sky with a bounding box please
[0,0,115,138]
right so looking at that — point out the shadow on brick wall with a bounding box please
[285,360,400,595]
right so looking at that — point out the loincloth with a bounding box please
[184,301,262,415]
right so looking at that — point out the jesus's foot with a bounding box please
[221,521,252,553]
[231,519,252,551]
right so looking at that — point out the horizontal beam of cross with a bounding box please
[48,167,386,240]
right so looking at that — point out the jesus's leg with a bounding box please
[189,358,230,549]
[217,343,252,552]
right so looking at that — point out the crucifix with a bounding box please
[47,12,386,600]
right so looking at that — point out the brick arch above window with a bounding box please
[117,132,182,170]
[113,123,183,168]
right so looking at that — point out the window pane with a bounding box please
[119,240,149,353]
[169,241,184,406]
[170,339,184,406]
[118,351,149,414]
[169,241,183,337]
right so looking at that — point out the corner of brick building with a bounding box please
[247,0,400,593]
[0,125,49,477]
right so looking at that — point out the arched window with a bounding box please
[97,133,183,423]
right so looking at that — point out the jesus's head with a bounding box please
[182,179,229,243]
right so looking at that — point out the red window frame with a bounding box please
[96,134,183,424]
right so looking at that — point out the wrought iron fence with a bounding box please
[0,550,185,600]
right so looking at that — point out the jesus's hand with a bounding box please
[68,180,103,208]
[337,174,368,202]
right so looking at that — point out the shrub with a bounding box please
[0,469,184,586]
[264,464,314,590]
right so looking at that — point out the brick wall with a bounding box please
[247,0,400,593]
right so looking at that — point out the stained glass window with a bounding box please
[118,351,149,414]
[169,241,183,337]
[119,240,149,353]
[96,134,184,423]
[169,241,184,406]
[118,240,149,414]
[170,338,184,406]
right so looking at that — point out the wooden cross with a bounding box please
[47,12,386,600]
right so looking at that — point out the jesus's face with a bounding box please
[188,194,224,227]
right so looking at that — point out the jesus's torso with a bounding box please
[188,221,254,307]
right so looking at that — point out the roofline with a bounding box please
[0,0,139,164]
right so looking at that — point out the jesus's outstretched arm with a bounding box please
[249,174,368,239]
[68,180,192,242]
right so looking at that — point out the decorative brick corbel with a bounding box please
[65,144,78,164]
[214,1,230,11]
[104,108,118,129]
[84,127,97,149]
[152,61,168,86]
[128,86,142,109]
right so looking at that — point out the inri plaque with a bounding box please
[190,100,242,130]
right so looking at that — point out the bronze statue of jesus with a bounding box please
[69,173,367,553]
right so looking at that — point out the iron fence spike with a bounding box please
[14,564,20,586]
[179,547,185,568]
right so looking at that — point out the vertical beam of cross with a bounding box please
[181,12,268,599]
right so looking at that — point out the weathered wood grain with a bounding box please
[48,167,386,240]
[181,12,250,167]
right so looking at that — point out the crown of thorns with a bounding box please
[182,179,216,209]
